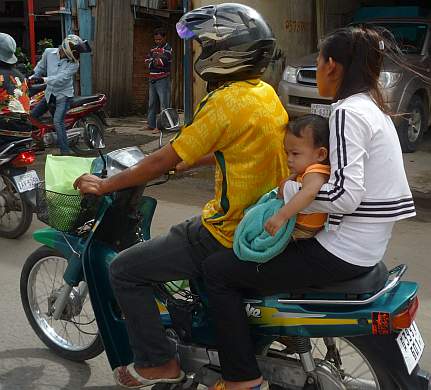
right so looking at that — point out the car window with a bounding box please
[378,23,428,54]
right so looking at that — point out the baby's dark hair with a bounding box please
[287,114,329,150]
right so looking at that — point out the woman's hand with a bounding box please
[73,174,105,195]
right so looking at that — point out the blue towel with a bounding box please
[233,189,296,263]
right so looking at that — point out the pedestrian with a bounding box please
[145,28,172,135]
[29,34,91,155]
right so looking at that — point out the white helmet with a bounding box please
[61,34,91,62]
[0,32,17,64]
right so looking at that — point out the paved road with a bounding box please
[0,178,430,389]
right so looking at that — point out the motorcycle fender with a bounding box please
[33,227,80,258]
[21,188,37,210]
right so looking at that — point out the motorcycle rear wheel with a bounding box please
[266,336,396,389]
[0,174,33,239]
[20,246,104,362]
[70,114,105,156]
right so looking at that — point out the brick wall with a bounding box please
[133,22,154,114]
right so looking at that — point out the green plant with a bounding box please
[37,38,54,53]
[15,47,33,76]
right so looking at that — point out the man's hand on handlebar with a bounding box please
[74,174,105,196]
[27,76,46,86]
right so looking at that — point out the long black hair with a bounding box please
[318,25,427,114]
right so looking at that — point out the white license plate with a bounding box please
[13,170,40,193]
[396,321,425,374]
[310,103,332,118]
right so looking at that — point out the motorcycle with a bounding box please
[0,136,38,238]
[20,110,430,389]
[29,83,108,156]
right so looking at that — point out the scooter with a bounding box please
[0,136,38,238]
[29,83,108,156]
[20,110,430,389]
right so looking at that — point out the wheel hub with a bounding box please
[47,286,83,321]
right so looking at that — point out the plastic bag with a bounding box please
[45,155,95,194]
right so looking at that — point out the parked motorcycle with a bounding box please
[20,110,430,389]
[0,137,38,238]
[29,84,108,156]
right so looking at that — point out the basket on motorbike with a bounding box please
[36,182,99,233]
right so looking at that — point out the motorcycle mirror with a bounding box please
[157,108,180,148]
[86,124,106,150]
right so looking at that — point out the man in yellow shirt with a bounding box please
[74,4,288,388]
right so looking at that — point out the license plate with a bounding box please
[310,103,332,118]
[13,170,40,193]
[396,321,425,374]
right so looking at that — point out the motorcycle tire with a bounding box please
[347,335,426,389]
[266,336,397,389]
[70,114,106,156]
[20,246,105,362]
[0,174,33,239]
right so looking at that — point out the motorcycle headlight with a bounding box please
[282,66,298,83]
[379,71,401,89]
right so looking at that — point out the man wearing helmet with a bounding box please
[0,32,32,145]
[30,34,91,155]
[74,4,288,389]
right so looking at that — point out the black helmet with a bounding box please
[176,3,275,82]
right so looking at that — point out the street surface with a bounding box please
[0,125,430,388]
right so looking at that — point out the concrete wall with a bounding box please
[191,0,316,107]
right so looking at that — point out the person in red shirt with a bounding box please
[144,28,172,134]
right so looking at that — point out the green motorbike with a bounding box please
[20,143,430,389]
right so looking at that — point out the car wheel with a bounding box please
[397,95,427,153]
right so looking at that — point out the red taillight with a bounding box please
[392,296,419,330]
[11,151,36,167]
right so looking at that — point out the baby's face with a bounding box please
[284,128,323,175]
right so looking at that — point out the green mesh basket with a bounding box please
[36,183,99,233]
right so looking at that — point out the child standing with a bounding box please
[265,114,330,237]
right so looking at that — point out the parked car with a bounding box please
[278,17,431,152]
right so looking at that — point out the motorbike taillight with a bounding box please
[11,151,36,167]
[392,296,419,330]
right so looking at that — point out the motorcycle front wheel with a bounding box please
[266,336,396,389]
[70,114,105,156]
[20,246,104,362]
[0,174,33,238]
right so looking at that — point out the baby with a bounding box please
[265,114,330,238]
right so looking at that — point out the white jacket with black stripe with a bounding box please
[283,93,415,265]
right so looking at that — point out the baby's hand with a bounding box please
[264,214,286,236]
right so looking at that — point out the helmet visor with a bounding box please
[76,40,91,54]
[176,21,196,40]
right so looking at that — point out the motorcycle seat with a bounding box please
[70,95,102,108]
[295,262,389,295]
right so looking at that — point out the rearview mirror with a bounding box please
[86,124,106,150]
[158,108,180,133]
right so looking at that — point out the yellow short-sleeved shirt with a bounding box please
[172,80,289,247]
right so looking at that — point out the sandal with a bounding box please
[113,363,185,389]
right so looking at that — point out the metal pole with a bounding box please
[28,0,36,66]
[183,0,193,125]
